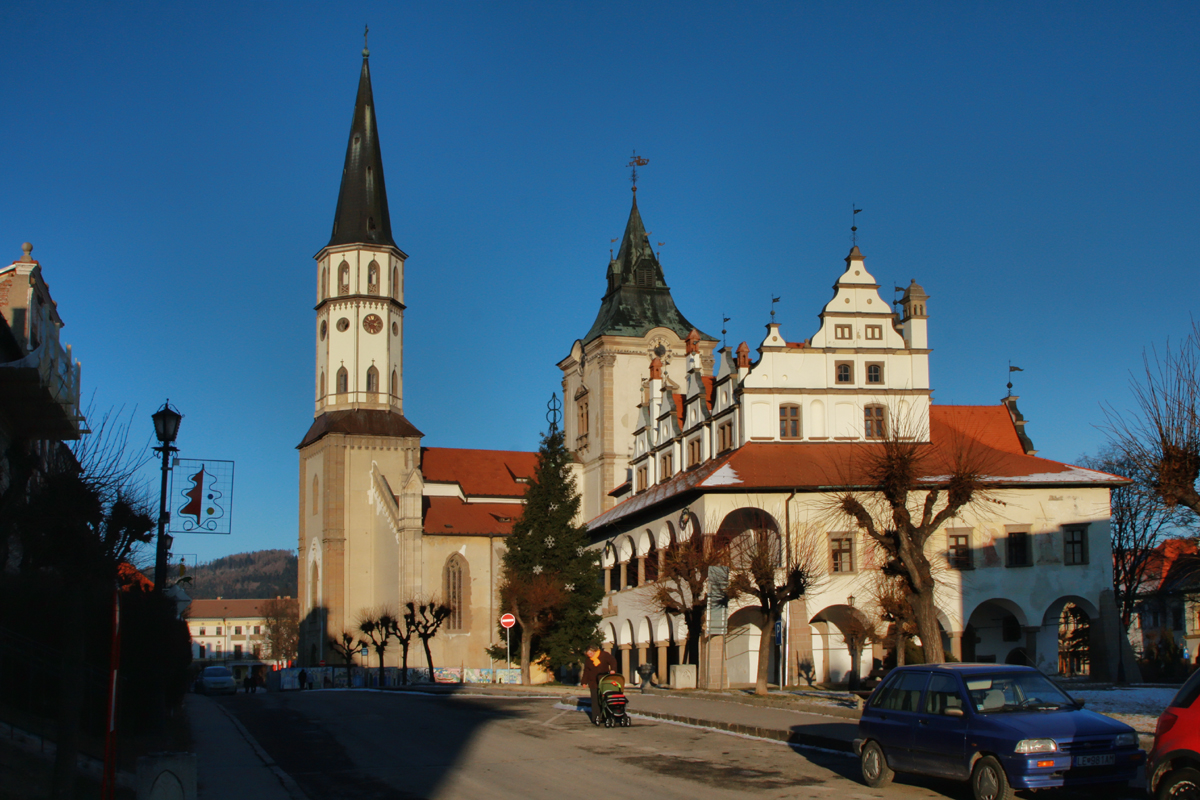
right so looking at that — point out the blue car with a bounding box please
[854,664,1143,800]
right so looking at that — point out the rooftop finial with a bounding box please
[20,242,33,262]
[627,150,649,193]
[851,205,862,245]
[363,24,370,58]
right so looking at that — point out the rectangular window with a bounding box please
[866,363,883,384]
[718,421,734,453]
[199,627,206,636]
[865,325,883,341]
[1064,526,1088,565]
[234,644,243,659]
[234,626,242,635]
[253,626,261,635]
[636,465,647,492]
[216,627,223,636]
[864,405,886,439]
[779,405,801,439]
[830,535,854,573]
[1174,606,1184,630]
[577,400,588,436]
[836,362,853,384]
[948,533,972,570]
[687,439,701,467]
[660,453,673,479]
[1006,529,1030,567]
[835,324,852,340]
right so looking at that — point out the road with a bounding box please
[210,691,1141,800]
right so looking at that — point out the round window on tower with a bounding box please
[391,321,399,336]
[363,314,383,334]
[336,317,350,332]
[320,320,327,340]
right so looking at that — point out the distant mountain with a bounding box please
[185,549,298,599]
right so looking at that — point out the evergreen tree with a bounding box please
[493,413,601,683]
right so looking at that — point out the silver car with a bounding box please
[195,666,237,695]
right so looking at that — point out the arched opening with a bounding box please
[1058,603,1090,677]
[715,507,782,566]
[809,604,875,685]
[390,369,398,398]
[310,561,320,610]
[726,606,778,688]
[964,598,1029,664]
[312,475,319,515]
[338,261,350,295]
[644,535,658,582]
[366,366,379,395]
[321,265,328,300]
[336,367,348,395]
[319,370,326,400]
[367,260,380,295]
[1042,596,1100,677]
[444,554,470,632]
[392,266,399,299]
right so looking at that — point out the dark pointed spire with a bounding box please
[328,49,396,249]
[582,193,713,344]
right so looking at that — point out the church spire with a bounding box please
[328,46,396,249]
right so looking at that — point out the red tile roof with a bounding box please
[423,497,523,535]
[420,447,538,498]
[187,598,279,619]
[589,404,1128,531]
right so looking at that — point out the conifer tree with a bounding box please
[494,402,601,683]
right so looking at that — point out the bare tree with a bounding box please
[644,518,729,665]
[392,605,418,683]
[835,413,995,664]
[357,608,397,687]
[261,597,298,665]
[725,524,826,695]
[498,573,565,685]
[1081,446,1196,630]
[409,600,453,679]
[1105,325,1200,516]
[867,567,917,667]
[326,630,365,686]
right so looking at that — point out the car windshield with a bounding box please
[204,667,232,677]
[966,671,1075,713]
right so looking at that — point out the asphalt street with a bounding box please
[210,691,1144,800]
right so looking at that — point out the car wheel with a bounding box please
[1159,768,1200,800]
[972,756,1013,800]
[861,740,894,788]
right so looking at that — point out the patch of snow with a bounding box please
[1067,687,1177,733]
[703,464,742,487]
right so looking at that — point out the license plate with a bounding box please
[1074,754,1115,767]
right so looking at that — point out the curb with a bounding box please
[209,701,309,800]
[554,700,854,754]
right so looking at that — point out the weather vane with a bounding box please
[722,315,731,349]
[851,206,862,246]
[1007,362,1024,397]
[546,392,562,434]
[363,24,370,57]
[770,295,781,323]
[628,150,649,192]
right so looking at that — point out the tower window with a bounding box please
[319,370,326,399]
[392,266,399,299]
[779,404,801,439]
[577,400,588,436]
[636,266,654,287]
[866,363,883,384]
[391,369,398,398]
[336,367,348,395]
[338,262,350,295]
[366,366,379,394]
[864,404,886,439]
[836,362,853,384]
[367,260,380,295]
[321,266,329,300]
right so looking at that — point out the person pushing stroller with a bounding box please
[582,645,620,725]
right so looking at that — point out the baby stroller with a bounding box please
[595,673,631,728]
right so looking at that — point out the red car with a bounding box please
[1149,670,1200,799]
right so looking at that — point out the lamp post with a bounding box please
[151,401,182,598]
[845,594,861,691]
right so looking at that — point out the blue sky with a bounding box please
[2,1,1198,566]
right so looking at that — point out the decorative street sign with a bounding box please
[500,613,516,629]
[169,458,235,534]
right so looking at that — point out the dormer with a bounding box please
[809,247,907,350]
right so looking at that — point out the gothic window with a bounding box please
[391,369,398,397]
[321,266,329,300]
[319,370,326,399]
[779,404,801,439]
[392,266,399,299]
[864,404,886,439]
[366,366,379,394]
[367,260,380,295]
[836,362,853,384]
[310,562,320,609]
[444,555,469,632]
[336,367,348,395]
[338,261,350,295]
[312,474,319,515]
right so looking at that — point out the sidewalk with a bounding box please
[185,694,307,800]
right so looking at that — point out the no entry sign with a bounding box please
[500,613,516,629]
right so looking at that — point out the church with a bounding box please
[299,46,1132,687]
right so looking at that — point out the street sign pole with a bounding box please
[506,627,510,669]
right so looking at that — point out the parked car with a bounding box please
[194,665,237,695]
[1148,668,1200,799]
[855,664,1143,800]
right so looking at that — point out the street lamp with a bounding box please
[151,401,183,598]
[845,595,861,691]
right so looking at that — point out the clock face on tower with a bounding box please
[363,314,383,334]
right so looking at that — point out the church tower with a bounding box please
[559,187,716,521]
[298,44,424,665]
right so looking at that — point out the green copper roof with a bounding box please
[582,194,713,344]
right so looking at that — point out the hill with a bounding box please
[186,549,298,599]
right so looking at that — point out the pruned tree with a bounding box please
[1080,446,1196,630]
[393,605,418,683]
[357,608,397,687]
[725,523,826,695]
[834,412,995,665]
[261,597,299,664]
[326,630,364,686]
[868,567,917,668]
[409,600,453,678]
[1105,324,1200,516]
[645,522,728,666]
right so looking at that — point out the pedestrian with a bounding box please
[581,645,620,725]
[298,668,307,691]
[243,673,252,694]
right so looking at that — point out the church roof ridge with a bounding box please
[327,49,397,250]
